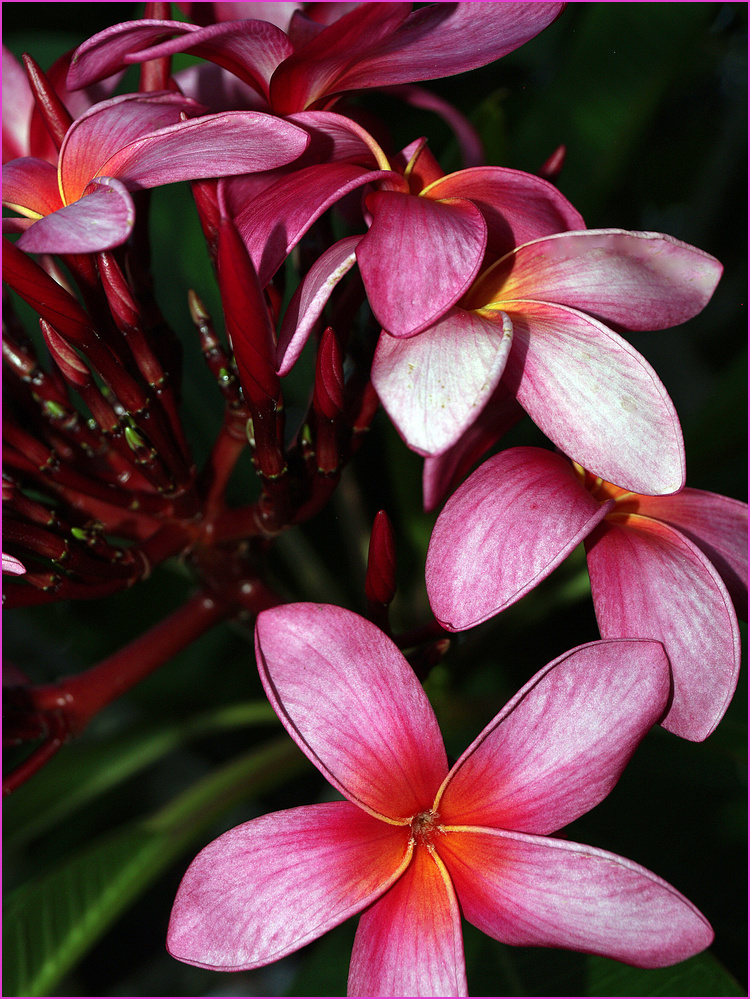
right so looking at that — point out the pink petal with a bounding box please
[2,552,26,575]
[97,111,310,191]
[168,801,411,971]
[425,166,585,259]
[501,301,686,494]
[287,109,392,166]
[586,517,741,741]
[16,177,135,254]
[318,2,566,101]
[438,829,713,968]
[372,308,513,457]
[472,230,723,331]
[277,234,360,376]
[357,191,487,338]
[348,845,467,998]
[422,384,526,512]
[435,638,670,833]
[634,489,748,618]
[2,157,62,217]
[68,19,292,100]
[426,447,612,630]
[234,162,394,286]
[3,46,34,162]
[255,603,448,820]
[58,92,202,203]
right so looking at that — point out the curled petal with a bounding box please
[2,553,26,575]
[3,46,35,162]
[16,177,135,254]
[348,845,467,998]
[277,234,360,376]
[372,308,513,457]
[424,166,585,259]
[634,489,748,618]
[2,157,61,218]
[502,301,686,494]
[426,448,611,630]
[438,829,713,968]
[586,517,741,741]
[435,638,670,832]
[168,801,411,971]
[255,603,448,820]
[357,191,487,337]
[473,230,723,330]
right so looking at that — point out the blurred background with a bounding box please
[3,3,747,996]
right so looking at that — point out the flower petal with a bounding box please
[235,162,394,286]
[168,801,411,971]
[437,829,713,968]
[634,489,748,618]
[472,229,723,330]
[357,191,487,337]
[3,46,35,162]
[501,301,685,494]
[2,157,61,218]
[317,2,566,102]
[277,234,360,376]
[422,383,526,512]
[435,638,670,832]
[16,177,135,254]
[424,166,585,259]
[255,603,448,820]
[97,110,310,191]
[586,517,741,741]
[426,447,611,630]
[348,844,467,998]
[372,308,513,457]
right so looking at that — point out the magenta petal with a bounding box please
[2,157,61,217]
[235,162,394,286]
[330,2,566,95]
[372,308,513,457]
[348,846,467,998]
[436,638,670,833]
[479,230,723,331]
[586,518,741,741]
[168,801,411,971]
[422,383,526,512]
[438,829,713,968]
[502,301,686,494]
[16,177,135,254]
[635,489,748,618]
[426,448,611,631]
[357,192,487,338]
[255,603,448,819]
[98,111,309,190]
[3,46,35,162]
[277,234,360,375]
[426,166,585,259]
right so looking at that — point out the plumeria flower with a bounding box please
[373,229,723,493]
[2,91,309,254]
[67,3,566,115]
[167,603,713,996]
[426,446,747,741]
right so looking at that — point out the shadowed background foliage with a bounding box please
[3,3,746,996]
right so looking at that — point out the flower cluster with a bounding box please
[2,4,745,997]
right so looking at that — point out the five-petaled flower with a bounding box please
[2,91,309,254]
[167,603,713,997]
[426,446,747,741]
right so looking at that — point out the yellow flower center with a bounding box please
[410,809,443,848]
[572,462,641,521]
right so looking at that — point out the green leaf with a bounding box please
[3,736,309,997]
[586,951,746,996]
[4,700,278,848]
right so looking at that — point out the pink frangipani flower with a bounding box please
[167,603,713,996]
[373,229,722,493]
[67,3,567,115]
[2,91,309,254]
[426,446,746,741]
